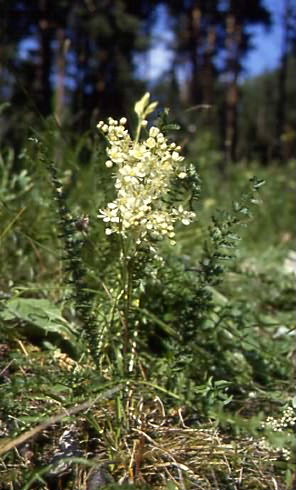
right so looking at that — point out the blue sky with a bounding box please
[243,0,283,78]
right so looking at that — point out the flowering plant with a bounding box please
[97,93,195,247]
[96,93,198,377]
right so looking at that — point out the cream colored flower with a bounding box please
[149,126,160,138]
[172,151,184,162]
[97,95,196,243]
[146,137,156,149]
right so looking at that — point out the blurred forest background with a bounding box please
[0,0,295,163]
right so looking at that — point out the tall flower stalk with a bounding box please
[97,93,196,376]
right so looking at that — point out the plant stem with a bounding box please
[119,236,132,374]
[134,118,142,144]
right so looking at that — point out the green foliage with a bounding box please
[185,131,295,252]
[0,101,295,489]
[0,148,33,204]
[239,56,296,160]
[130,174,294,416]
[0,297,79,354]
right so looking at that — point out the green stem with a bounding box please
[134,118,142,144]
[119,235,132,373]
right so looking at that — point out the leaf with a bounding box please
[165,482,179,490]
[0,102,10,116]
[251,177,266,189]
[162,123,181,131]
[239,207,249,215]
[1,297,78,344]
[139,307,180,339]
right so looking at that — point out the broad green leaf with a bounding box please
[1,297,78,343]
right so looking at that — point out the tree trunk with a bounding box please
[188,3,202,105]
[201,25,216,105]
[54,28,68,125]
[36,0,53,116]
[276,0,292,161]
[224,14,241,163]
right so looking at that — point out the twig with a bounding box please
[0,385,121,456]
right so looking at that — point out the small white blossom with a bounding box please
[172,151,184,162]
[260,404,295,461]
[146,137,156,149]
[97,94,196,247]
[156,133,165,143]
[149,126,160,137]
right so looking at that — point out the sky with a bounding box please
[143,0,285,82]
[243,0,284,78]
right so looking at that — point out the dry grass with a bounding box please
[80,396,289,490]
[0,345,293,490]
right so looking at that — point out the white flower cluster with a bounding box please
[256,437,291,461]
[261,406,296,432]
[97,113,195,244]
[258,405,296,461]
